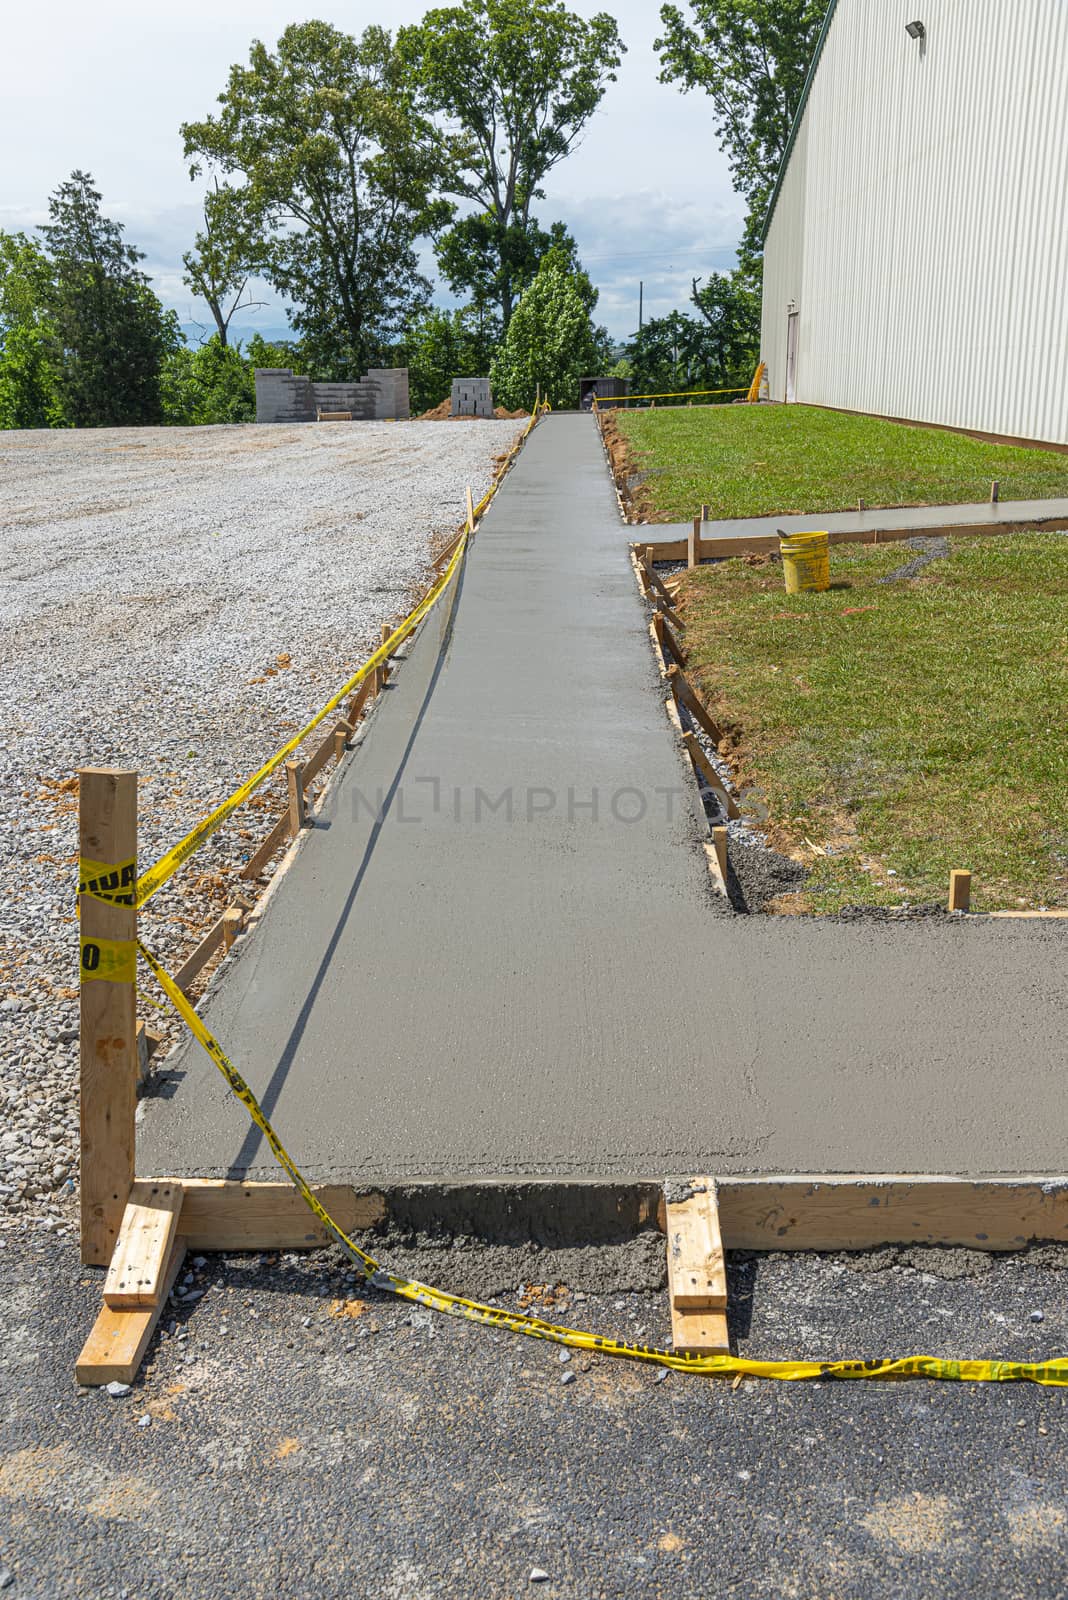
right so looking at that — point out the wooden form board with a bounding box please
[634,516,1068,566]
[666,1180,729,1354]
[77,1241,187,1385]
[104,1180,183,1307]
[172,1180,386,1251]
[714,1176,1068,1251]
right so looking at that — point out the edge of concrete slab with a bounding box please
[149,1176,1068,1253]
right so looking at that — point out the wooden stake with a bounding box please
[712,825,729,880]
[688,515,702,569]
[221,906,244,952]
[287,761,306,837]
[373,622,392,695]
[334,720,353,763]
[78,767,138,1267]
[701,503,709,523]
[949,869,972,913]
[103,1180,183,1308]
[666,1179,729,1354]
[466,484,475,531]
[990,480,999,503]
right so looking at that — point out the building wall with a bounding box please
[254,368,411,423]
[761,0,1068,445]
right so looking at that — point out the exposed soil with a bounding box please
[416,399,529,422]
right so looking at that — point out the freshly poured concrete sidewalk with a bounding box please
[653,497,1068,545]
[140,415,1066,1182]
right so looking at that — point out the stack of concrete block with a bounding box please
[451,377,494,418]
[255,367,411,424]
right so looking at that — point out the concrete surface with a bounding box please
[2,1228,1067,1598]
[651,496,1068,544]
[138,414,1067,1185]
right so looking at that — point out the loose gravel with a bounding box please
[0,419,522,1231]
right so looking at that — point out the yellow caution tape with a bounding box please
[593,386,747,408]
[81,935,136,985]
[133,400,550,912]
[79,858,137,907]
[137,936,1068,1387]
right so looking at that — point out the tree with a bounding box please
[40,171,177,426]
[490,249,609,410]
[181,183,265,347]
[398,0,624,329]
[402,305,500,414]
[182,23,452,378]
[160,335,260,426]
[0,232,64,429]
[656,0,825,255]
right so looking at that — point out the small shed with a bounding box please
[579,377,629,412]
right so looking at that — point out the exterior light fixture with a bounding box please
[905,20,926,39]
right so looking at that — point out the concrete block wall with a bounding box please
[255,367,410,423]
[451,376,494,418]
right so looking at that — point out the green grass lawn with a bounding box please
[613,404,1068,523]
[675,533,1068,914]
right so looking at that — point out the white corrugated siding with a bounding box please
[761,0,1068,444]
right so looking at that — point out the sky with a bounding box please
[0,0,744,344]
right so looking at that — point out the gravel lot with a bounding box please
[0,419,522,1231]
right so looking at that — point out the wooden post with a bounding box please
[949,870,972,913]
[712,825,729,881]
[78,768,138,1267]
[221,907,244,952]
[287,761,306,837]
[701,503,709,523]
[466,485,475,532]
[688,515,702,569]
[334,720,353,763]
[373,622,392,695]
[990,480,1000,504]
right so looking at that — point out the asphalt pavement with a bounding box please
[1,1225,1066,1598]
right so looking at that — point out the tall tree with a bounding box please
[182,22,451,377]
[40,171,177,426]
[398,0,624,329]
[656,0,825,255]
[0,231,63,429]
[490,248,609,410]
[182,183,264,348]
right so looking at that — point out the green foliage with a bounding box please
[490,249,609,410]
[40,171,178,427]
[182,22,452,377]
[625,269,758,397]
[161,336,258,425]
[398,0,624,327]
[182,184,260,348]
[402,306,499,414]
[0,232,64,428]
[656,0,825,257]
[433,214,585,335]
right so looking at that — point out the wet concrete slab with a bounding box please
[139,415,1067,1185]
[651,497,1068,544]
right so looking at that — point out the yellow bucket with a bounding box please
[779,530,830,594]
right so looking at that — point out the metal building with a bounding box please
[760,1,1068,446]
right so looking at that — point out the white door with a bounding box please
[785,312,799,403]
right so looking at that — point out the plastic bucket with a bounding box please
[779,530,830,594]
